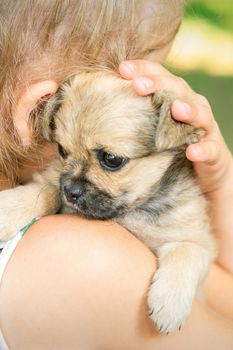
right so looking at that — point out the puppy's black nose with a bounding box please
[64,184,84,204]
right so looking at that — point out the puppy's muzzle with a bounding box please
[64,183,84,205]
[61,175,127,219]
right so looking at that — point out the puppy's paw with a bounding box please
[0,224,19,241]
[0,186,38,241]
[148,270,194,333]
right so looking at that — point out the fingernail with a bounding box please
[121,62,135,74]
[135,77,154,90]
[174,100,191,117]
[192,145,204,157]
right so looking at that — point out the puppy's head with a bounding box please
[42,71,202,219]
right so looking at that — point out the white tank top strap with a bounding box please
[0,330,9,350]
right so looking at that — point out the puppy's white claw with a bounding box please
[148,272,193,333]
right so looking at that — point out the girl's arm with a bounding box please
[0,215,232,350]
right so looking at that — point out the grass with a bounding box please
[185,0,233,33]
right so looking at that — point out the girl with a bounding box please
[0,1,232,349]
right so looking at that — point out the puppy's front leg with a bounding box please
[0,162,61,241]
[148,241,212,333]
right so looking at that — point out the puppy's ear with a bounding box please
[39,85,64,142]
[152,92,204,152]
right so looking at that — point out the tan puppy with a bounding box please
[0,70,216,333]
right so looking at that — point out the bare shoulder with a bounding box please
[0,215,232,350]
[0,215,156,350]
[0,214,156,287]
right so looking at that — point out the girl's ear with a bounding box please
[13,81,58,146]
[40,78,73,142]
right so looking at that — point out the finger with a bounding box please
[130,74,193,96]
[172,100,215,133]
[119,60,172,80]
[171,100,191,121]
[186,141,220,164]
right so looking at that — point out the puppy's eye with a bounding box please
[97,150,128,171]
[58,144,68,159]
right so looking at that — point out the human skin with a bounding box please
[0,215,233,350]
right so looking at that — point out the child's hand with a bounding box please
[172,97,233,199]
[119,60,233,198]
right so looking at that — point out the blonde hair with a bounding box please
[0,0,185,184]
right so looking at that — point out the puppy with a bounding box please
[0,70,216,333]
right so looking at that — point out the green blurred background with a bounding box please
[167,0,233,151]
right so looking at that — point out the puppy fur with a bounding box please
[0,70,216,333]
